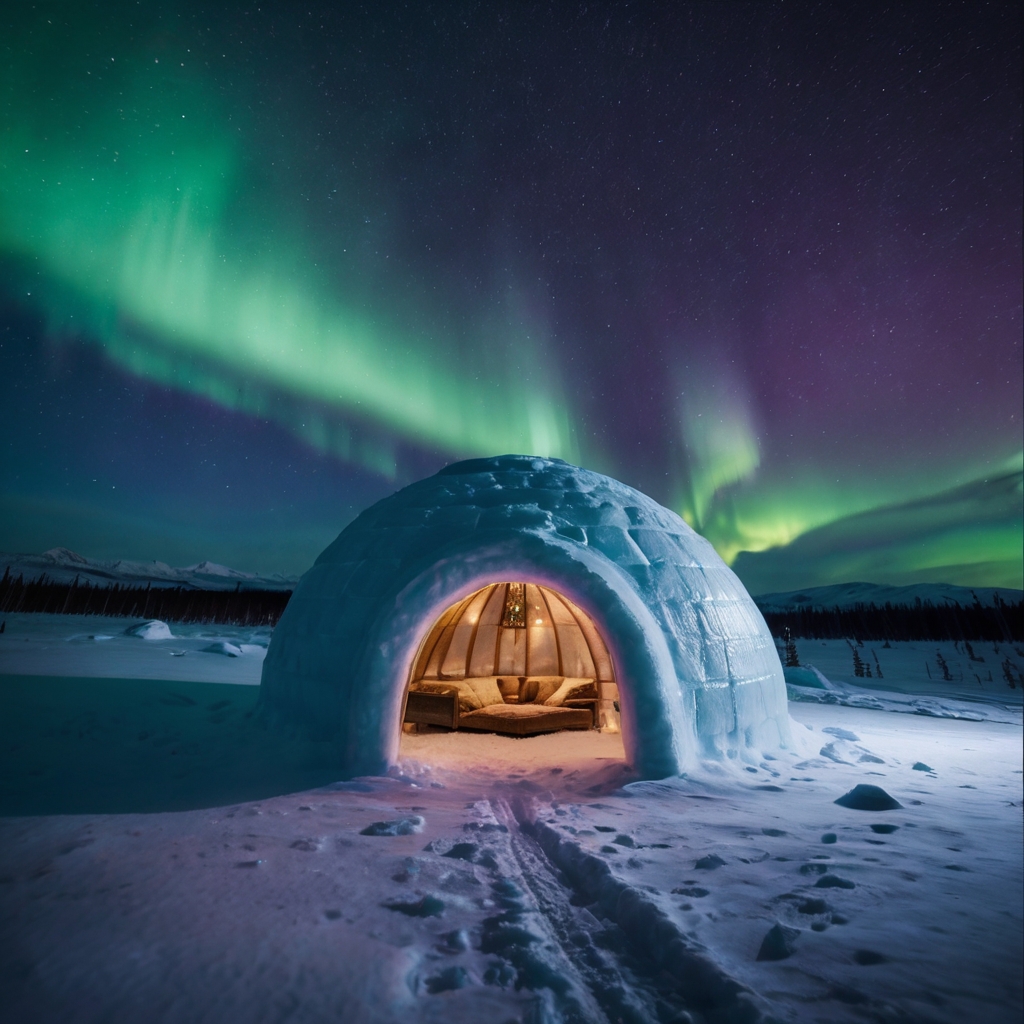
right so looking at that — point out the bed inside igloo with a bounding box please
[403,581,620,737]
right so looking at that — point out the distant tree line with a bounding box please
[2,568,1021,640]
[0,570,291,626]
[759,596,1022,643]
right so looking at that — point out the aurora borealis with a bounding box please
[1,3,1021,591]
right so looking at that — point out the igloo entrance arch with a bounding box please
[259,454,794,780]
[403,581,621,736]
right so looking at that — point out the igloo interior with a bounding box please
[259,455,795,780]
[403,581,619,737]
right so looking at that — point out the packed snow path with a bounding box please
[1,706,1020,1024]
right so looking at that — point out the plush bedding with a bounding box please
[459,703,593,736]
[408,675,598,734]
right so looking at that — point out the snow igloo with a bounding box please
[259,455,792,779]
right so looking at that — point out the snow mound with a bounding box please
[260,454,792,779]
[124,620,173,640]
[202,641,244,657]
[783,665,835,690]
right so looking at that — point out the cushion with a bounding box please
[496,676,521,700]
[519,676,563,704]
[451,679,482,711]
[543,677,598,706]
[462,676,504,708]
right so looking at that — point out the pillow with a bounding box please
[463,676,504,708]
[520,676,562,704]
[543,678,598,707]
[496,677,521,701]
[436,679,480,711]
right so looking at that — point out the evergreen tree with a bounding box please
[783,627,800,667]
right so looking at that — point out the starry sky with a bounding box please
[1,2,1021,592]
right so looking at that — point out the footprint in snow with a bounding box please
[853,950,887,965]
[797,897,830,915]
[360,816,425,836]
[425,966,470,993]
[442,842,479,861]
[383,895,445,917]
[822,727,860,741]
[671,886,709,898]
[694,854,726,870]
[815,874,855,889]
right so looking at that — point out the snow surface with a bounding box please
[0,614,1021,1022]
[0,547,298,590]
[782,638,1023,726]
[261,455,792,779]
[0,613,268,684]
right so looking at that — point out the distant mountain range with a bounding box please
[3,551,1020,607]
[0,548,299,592]
[753,580,1022,612]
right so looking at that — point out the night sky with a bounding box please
[1,2,1021,592]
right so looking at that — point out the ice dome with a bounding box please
[259,455,792,778]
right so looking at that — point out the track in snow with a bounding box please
[450,794,762,1024]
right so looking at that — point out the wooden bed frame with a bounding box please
[403,689,460,730]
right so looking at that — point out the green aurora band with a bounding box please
[0,27,580,477]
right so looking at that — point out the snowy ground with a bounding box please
[787,637,1023,702]
[0,612,269,684]
[783,638,1023,727]
[1,615,1021,1023]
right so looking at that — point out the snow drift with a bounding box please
[260,455,793,777]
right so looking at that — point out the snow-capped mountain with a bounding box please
[0,548,299,591]
[753,580,1022,611]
